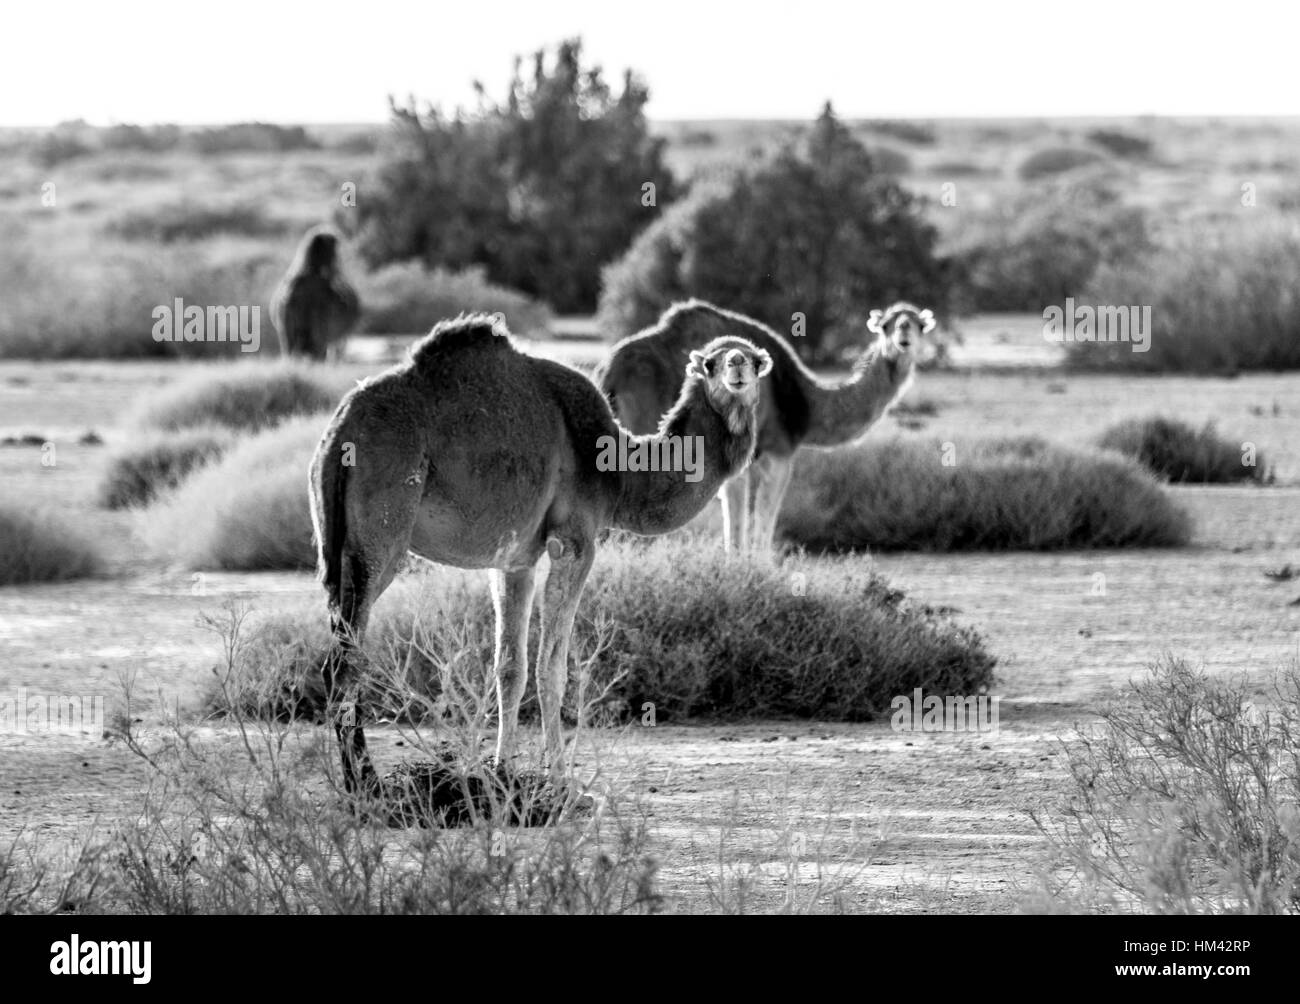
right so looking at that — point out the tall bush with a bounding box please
[598,104,953,361]
[1069,218,1300,372]
[348,38,676,314]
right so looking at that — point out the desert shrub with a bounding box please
[142,416,326,570]
[866,145,911,174]
[107,202,290,243]
[862,119,936,145]
[98,427,233,509]
[1085,128,1152,159]
[30,127,93,166]
[349,38,676,314]
[132,362,343,434]
[0,503,106,585]
[329,130,380,155]
[779,435,1192,551]
[1031,657,1300,914]
[1068,218,1300,372]
[949,179,1151,311]
[100,762,657,914]
[356,263,552,336]
[87,159,173,183]
[101,123,182,153]
[598,103,954,362]
[676,128,718,147]
[1098,417,1265,483]
[927,159,992,177]
[1018,146,1105,180]
[0,238,284,359]
[188,122,319,154]
[206,536,997,725]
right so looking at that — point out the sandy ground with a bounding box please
[1,347,1298,912]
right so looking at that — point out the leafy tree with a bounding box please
[598,103,953,360]
[346,39,675,314]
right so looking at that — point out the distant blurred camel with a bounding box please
[270,226,361,360]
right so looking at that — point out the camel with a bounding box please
[595,300,935,553]
[270,226,361,361]
[309,314,772,796]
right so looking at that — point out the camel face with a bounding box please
[688,339,773,413]
[868,302,938,363]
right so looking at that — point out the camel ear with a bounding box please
[687,349,709,380]
[867,310,885,335]
[754,349,773,378]
[919,309,937,334]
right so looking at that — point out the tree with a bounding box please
[346,39,676,315]
[598,103,953,360]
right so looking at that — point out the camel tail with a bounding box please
[309,417,348,612]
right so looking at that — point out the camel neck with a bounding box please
[801,347,914,448]
[609,385,756,535]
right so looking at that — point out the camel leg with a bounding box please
[534,543,595,776]
[720,475,748,554]
[323,502,419,798]
[749,454,794,554]
[490,565,538,766]
[323,559,385,799]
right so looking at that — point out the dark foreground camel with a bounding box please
[310,314,772,794]
[271,226,361,361]
[596,300,935,553]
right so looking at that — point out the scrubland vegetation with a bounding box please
[780,436,1193,551]
[203,537,997,725]
[1098,416,1267,484]
[4,61,1298,371]
[0,502,106,585]
[1031,658,1300,914]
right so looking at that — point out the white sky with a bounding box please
[2,0,1296,125]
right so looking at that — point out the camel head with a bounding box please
[687,336,773,418]
[294,225,342,277]
[867,302,938,363]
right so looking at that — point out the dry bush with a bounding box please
[1018,146,1105,180]
[1098,416,1267,484]
[1070,218,1300,372]
[142,416,326,570]
[132,362,344,434]
[0,237,284,359]
[98,427,234,508]
[780,436,1193,552]
[1030,658,1300,914]
[355,263,552,337]
[202,536,998,725]
[0,502,106,585]
[106,201,291,243]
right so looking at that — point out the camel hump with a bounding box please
[407,313,514,373]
